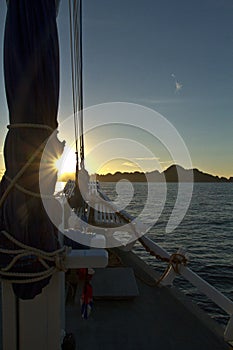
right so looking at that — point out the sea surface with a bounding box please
[98,182,233,326]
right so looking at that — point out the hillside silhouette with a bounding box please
[59,165,233,183]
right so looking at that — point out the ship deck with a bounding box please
[65,249,230,350]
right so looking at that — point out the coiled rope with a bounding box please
[0,123,69,283]
[0,231,70,284]
[0,123,54,207]
[138,237,188,285]
[4,175,53,199]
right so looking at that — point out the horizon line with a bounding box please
[0,164,232,181]
[57,164,232,181]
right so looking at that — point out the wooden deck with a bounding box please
[65,250,230,350]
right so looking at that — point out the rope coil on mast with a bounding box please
[0,231,69,284]
[1,123,63,199]
[0,3,74,286]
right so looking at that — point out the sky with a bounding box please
[0,0,233,177]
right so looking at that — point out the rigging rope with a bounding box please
[78,0,85,168]
[69,0,79,178]
[68,0,85,178]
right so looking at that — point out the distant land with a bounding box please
[59,165,233,183]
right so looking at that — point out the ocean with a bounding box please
[99,182,233,326]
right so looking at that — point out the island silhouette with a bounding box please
[59,164,233,183]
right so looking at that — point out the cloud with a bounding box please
[122,162,136,167]
[159,160,173,164]
[171,73,183,93]
[133,157,159,161]
[175,81,183,92]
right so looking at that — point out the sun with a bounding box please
[55,146,76,176]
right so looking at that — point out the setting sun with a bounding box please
[55,146,76,176]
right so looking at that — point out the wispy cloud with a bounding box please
[122,162,136,167]
[132,157,159,161]
[175,81,183,92]
[159,160,173,165]
[171,73,183,93]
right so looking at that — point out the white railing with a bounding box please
[62,182,233,342]
[140,235,233,342]
[89,181,99,195]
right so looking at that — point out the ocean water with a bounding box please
[99,182,233,326]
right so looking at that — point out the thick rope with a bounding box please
[0,121,67,284]
[0,230,70,284]
[155,253,187,285]
[0,267,57,284]
[0,139,47,207]
[1,230,65,258]
[7,123,54,132]
[0,121,71,284]
[3,124,59,199]
[138,237,188,285]
[5,175,53,199]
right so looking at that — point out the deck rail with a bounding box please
[140,235,233,342]
[97,183,233,343]
[61,182,233,343]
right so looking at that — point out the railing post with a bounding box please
[160,266,176,286]
[224,314,233,342]
[160,248,186,286]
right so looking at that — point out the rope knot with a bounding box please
[55,247,70,272]
[0,231,71,283]
[169,253,187,274]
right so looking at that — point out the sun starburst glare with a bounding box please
[55,146,76,178]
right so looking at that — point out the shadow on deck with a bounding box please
[65,250,229,350]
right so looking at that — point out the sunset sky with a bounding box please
[0,0,233,177]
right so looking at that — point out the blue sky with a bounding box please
[0,0,233,177]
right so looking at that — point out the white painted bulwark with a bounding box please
[2,272,65,350]
[2,282,17,350]
[1,248,108,349]
[140,235,233,342]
